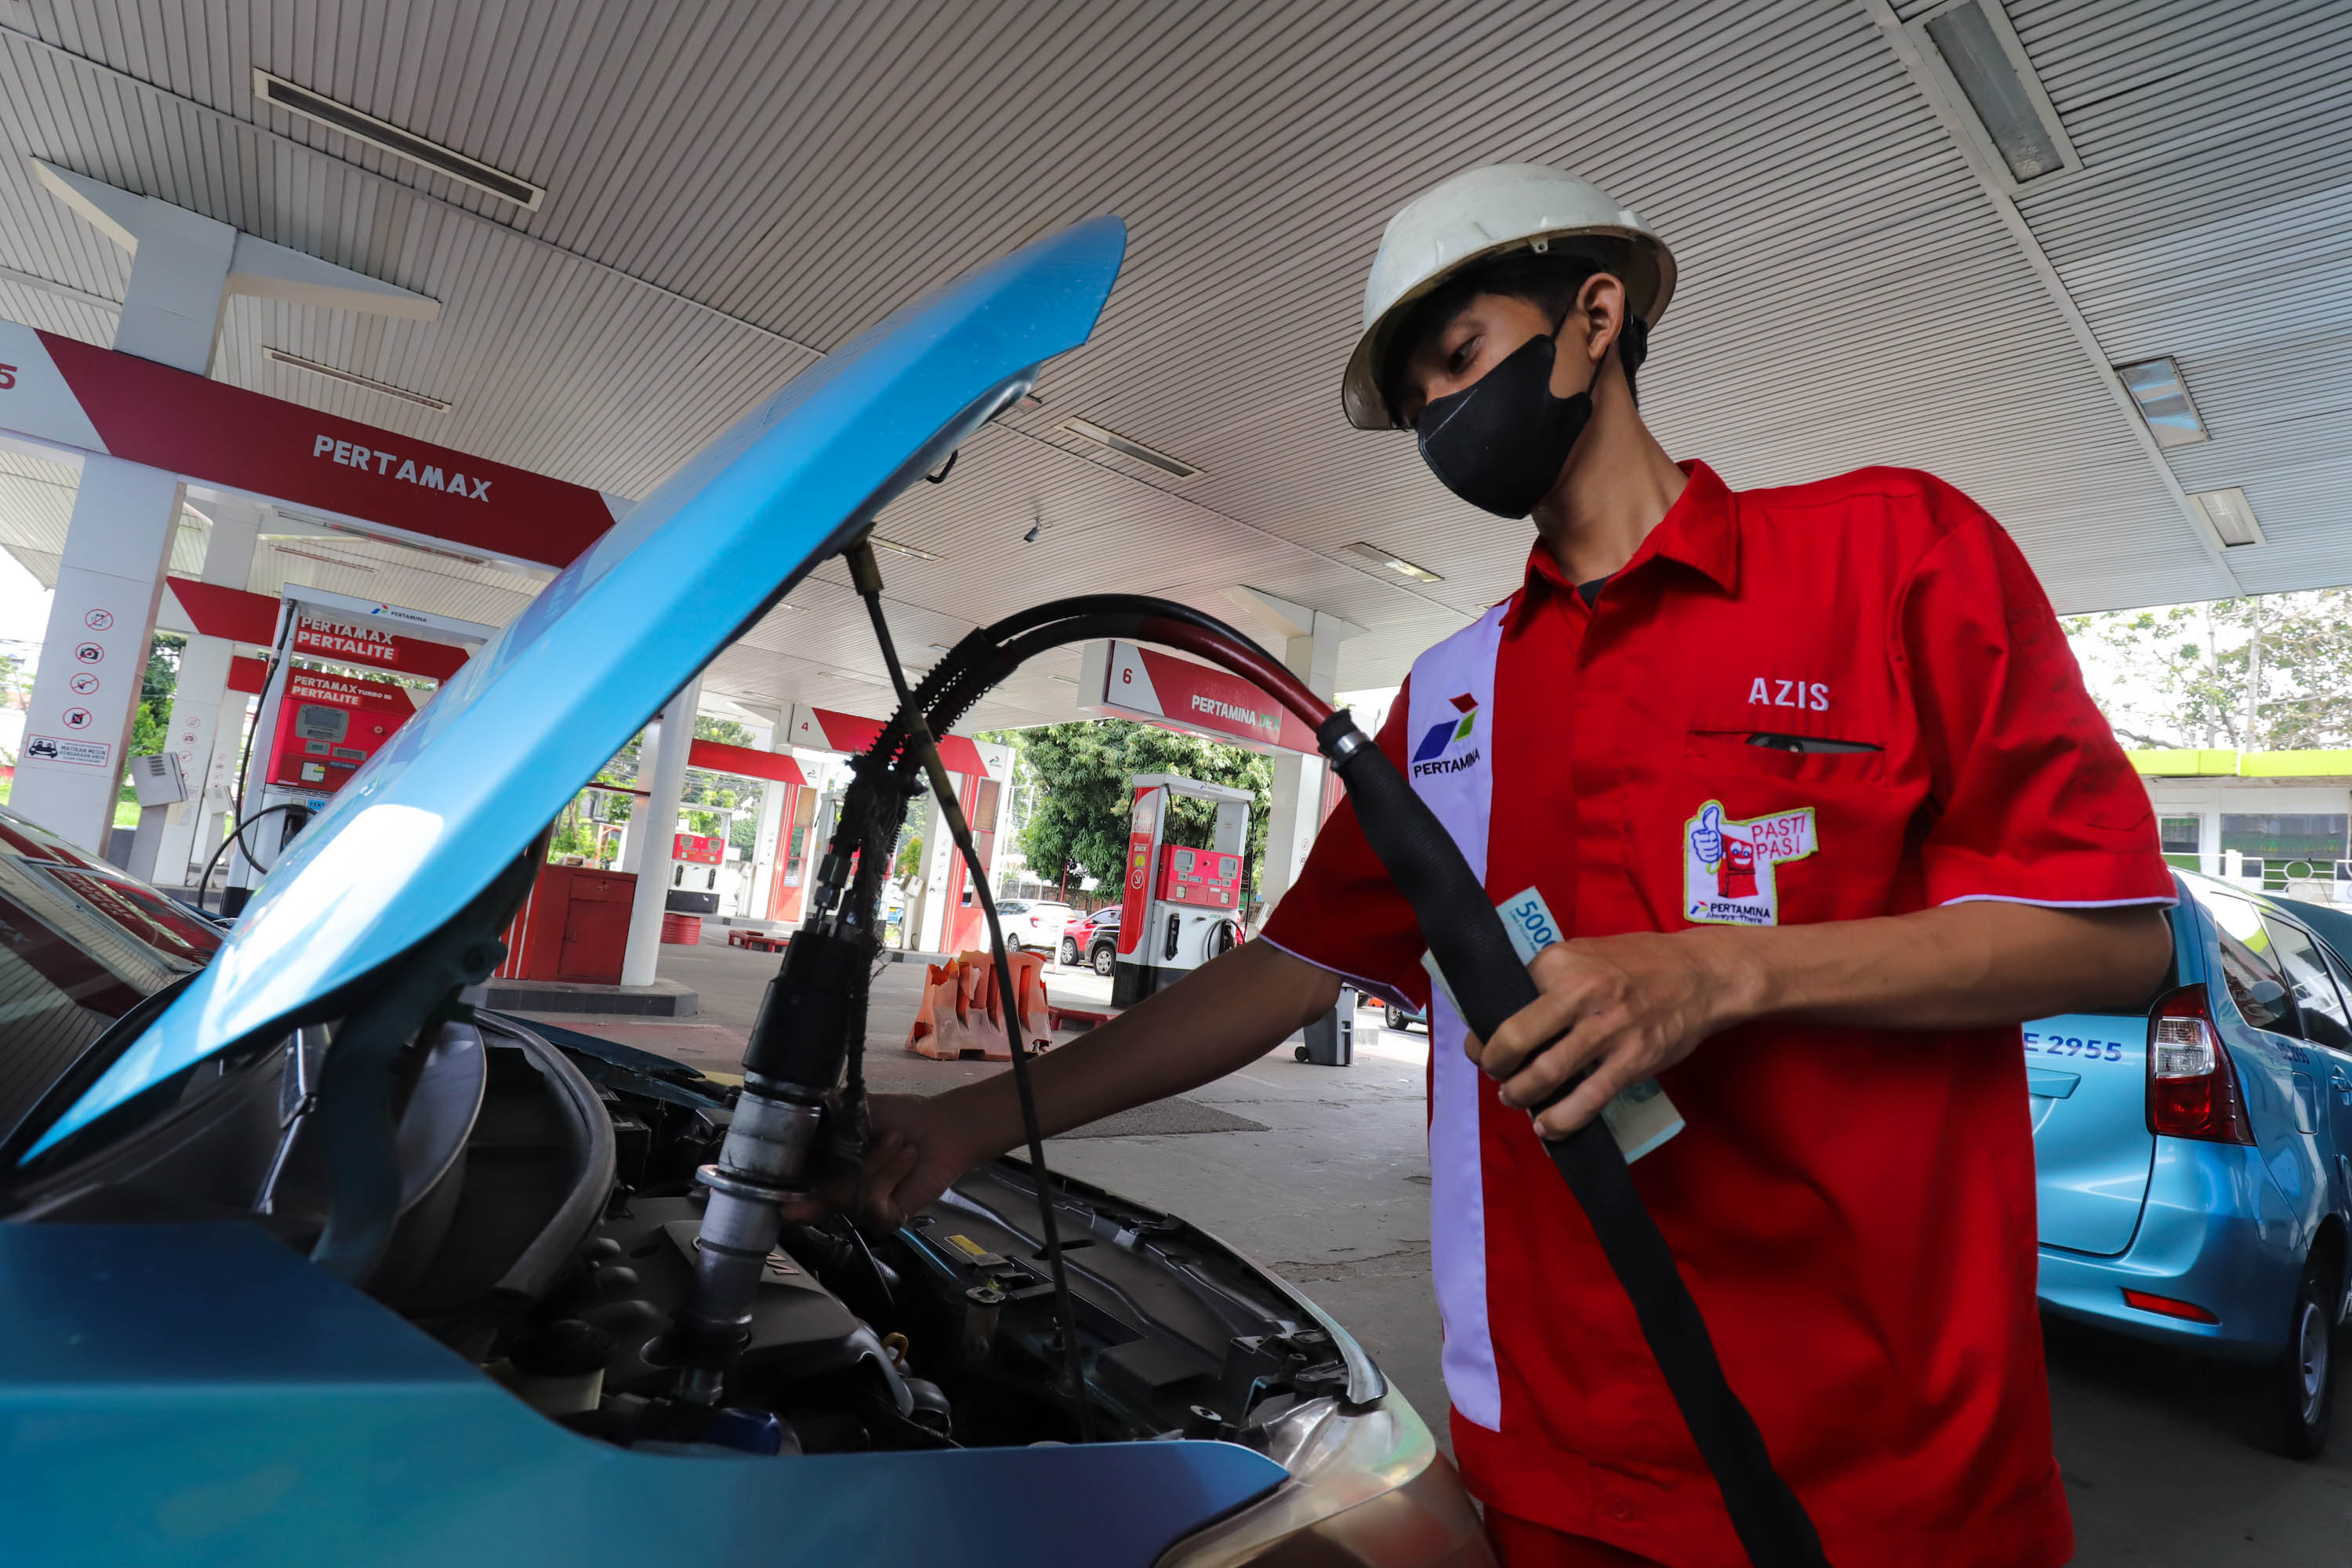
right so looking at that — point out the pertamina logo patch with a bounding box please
[1683,800,1817,926]
[1411,693,1480,777]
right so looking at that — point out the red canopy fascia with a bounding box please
[688,738,807,786]
[169,579,279,644]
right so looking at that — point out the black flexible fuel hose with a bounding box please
[194,801,308,919]
[847,548,1095,1443]
[1314,711,1828,1568]
[891,592,1825,1565]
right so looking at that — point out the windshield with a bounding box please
[0,809,216,1133]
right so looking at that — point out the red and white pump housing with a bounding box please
[1109,771,1251,1007]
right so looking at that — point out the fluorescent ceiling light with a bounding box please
[2114,358,2209,447]
[264,347,450,412]
[869,536,937,561]
[1918,0,2078,185]
[252,70,546,210]
[1344,540,1443,583]
[1060,417,1201,480]
[2188,488,2265,549]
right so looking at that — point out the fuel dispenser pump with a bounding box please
[222,586,493,913]
[1108,773,1248,1007]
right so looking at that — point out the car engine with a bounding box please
[425,1014,1367,1458]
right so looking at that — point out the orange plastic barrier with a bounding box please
[907,948,1054,1061]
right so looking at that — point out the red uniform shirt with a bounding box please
[1261,463,2172,1566]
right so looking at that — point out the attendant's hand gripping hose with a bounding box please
[882,591,1827,1566]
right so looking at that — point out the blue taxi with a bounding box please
[2029,871,2352,1457]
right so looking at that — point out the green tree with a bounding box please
[1016,720,1275,900]
[2065,590,2352,750]
[597,713,768,855]
[129,632,186,756]
[895,833,924,882]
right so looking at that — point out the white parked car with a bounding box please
[996,898,1072,952]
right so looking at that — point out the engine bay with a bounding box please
[481,1013,1368,1457]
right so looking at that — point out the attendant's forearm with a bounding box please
[1693,902,2172,1033]
[936,940,1340,1159]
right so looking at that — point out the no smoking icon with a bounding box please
[63,707,93,729]
[67,672,98,695]
[72,643,103,664]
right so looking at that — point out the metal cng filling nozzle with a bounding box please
[665,820,885,1405]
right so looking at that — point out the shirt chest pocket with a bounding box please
[1682,721,1887,788]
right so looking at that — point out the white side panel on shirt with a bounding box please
[1405,604,1506,1433]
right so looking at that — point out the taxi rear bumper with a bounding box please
[2037,1137,2303,1362]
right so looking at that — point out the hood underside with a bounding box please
[28,217,1127,1160]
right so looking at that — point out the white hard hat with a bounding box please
[1342,164,1677,430]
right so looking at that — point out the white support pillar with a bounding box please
[13,457,188,851]
[151,499,263,884]
[912,789,956,955]
[620,677,702,987]
[1229,588,1363,922]
[13,161,437,851]
[747,721,788,922]
[977,740,1015,902]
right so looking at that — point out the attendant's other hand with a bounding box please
[1469,933,1745,1139]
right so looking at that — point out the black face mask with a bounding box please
[1414,326,1592,519]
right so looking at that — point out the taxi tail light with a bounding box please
[2147,984,2255,1145]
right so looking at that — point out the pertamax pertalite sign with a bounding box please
[163,578,471,683]
[0,319,625,569]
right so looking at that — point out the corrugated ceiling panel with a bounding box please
[0,0,2334,728]
[2007,0,2352,597]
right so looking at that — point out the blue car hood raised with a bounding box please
[31,217,1127,1158]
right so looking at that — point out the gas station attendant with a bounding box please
[861,165,2179,1566]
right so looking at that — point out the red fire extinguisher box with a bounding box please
[495,863,636,985]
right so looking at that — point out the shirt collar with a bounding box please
[1504,460,1738,630]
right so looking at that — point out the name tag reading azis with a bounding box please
[1421,887,1685,1163]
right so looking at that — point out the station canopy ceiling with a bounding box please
[0,1,2344,735]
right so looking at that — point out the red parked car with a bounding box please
[1058,906,1123,974]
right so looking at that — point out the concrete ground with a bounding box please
[512,928,2352,1564]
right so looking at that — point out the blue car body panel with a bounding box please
[2031,872,2351,1360]
[33,216,1127,1159]
[2024,1010,2151,1254]
[0,1223,1283,1566]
